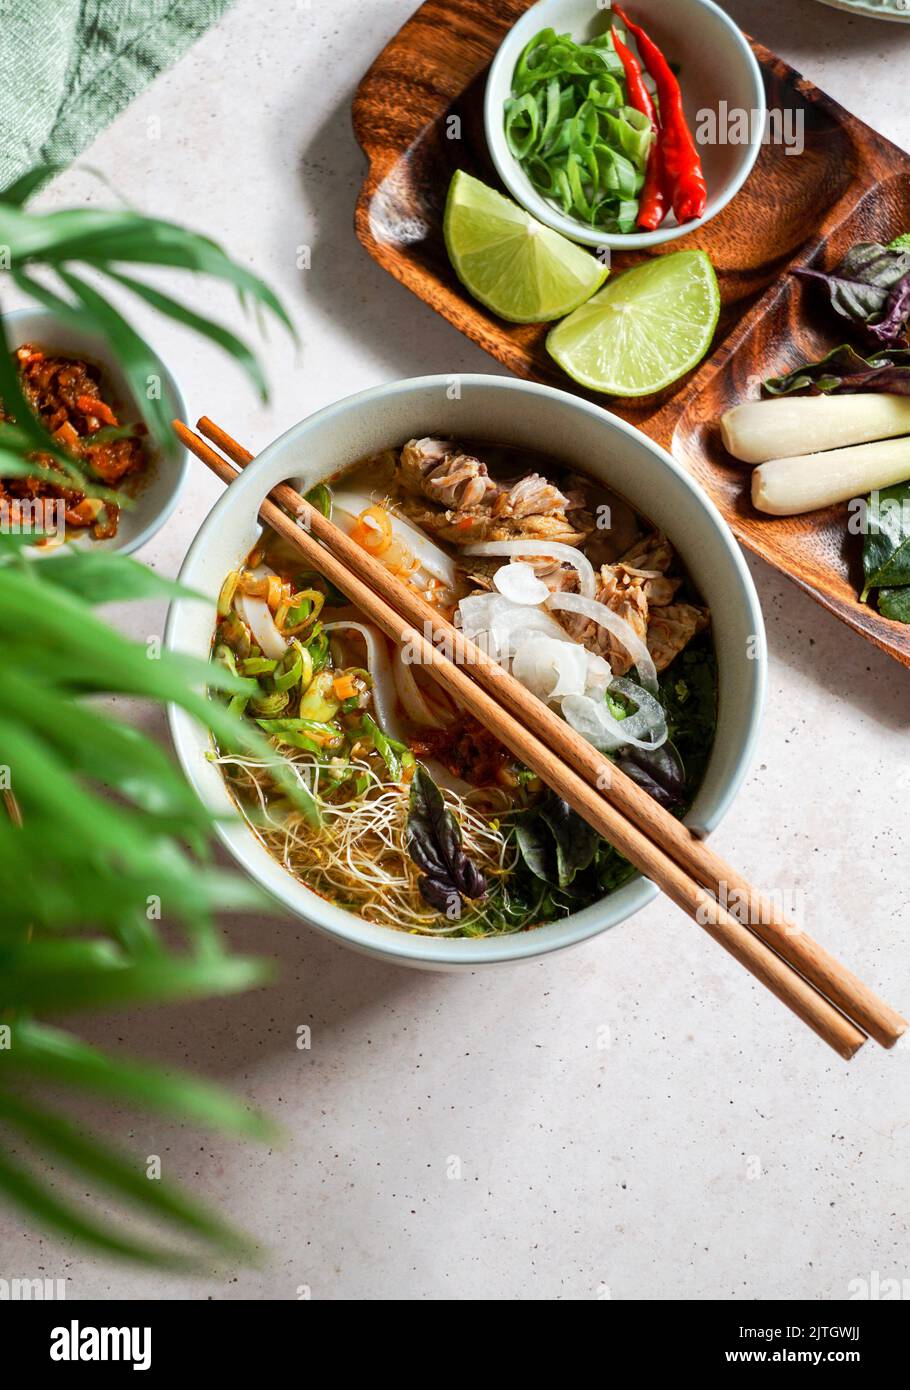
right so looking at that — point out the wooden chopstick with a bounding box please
[176,418,874,1059]
[191,416,908,1055]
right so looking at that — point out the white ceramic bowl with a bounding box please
[2,307,189,555]
[166,375,766,970]
[484,0,766,250]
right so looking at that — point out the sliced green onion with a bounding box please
[306,626,330,674]
[305,483,333,518]
[217,570,240,618]
[250,689,290,717]
[256,717,345,752]
[240,656,278,677]
[281,588,325,636]
[504,25,652,232]
[214,643,239,678]
[274,639,312,694]
[359,713,403,782]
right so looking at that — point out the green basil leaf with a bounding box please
[862,482,910,595]
[879,586,910,623]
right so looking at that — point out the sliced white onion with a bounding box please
[512,636,590,704]
[463,540,596,599]
[493,562,550,606]
[609,677,669,744]
[424,760,475,797]
[456,591,509,636]
[332,489,457,589]
[394,644,453,728]
[562,683,667,753]
[547,591,658,695]
[322,620,404,740]
[583,651,614,699]
[457,592,569,660]
[235,566,288,661]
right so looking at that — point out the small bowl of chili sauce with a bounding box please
[0,306,189,554]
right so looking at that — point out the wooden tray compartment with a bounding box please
[353,0,910,665]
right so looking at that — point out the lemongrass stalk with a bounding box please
[722,395,910,464]
[752,437,910,516]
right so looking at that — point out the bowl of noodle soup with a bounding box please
[166,375,765,969]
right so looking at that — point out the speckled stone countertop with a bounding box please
[1,0,908,1300]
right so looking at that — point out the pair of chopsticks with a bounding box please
[174,416,907,1061]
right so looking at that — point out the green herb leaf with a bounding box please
[539,796,598,888]
[878,586,910,623]
[515,793,597,889]
[305,483,333,518]
[514,818,554,883]
[861,481,910,600]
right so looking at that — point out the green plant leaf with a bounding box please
[4,1022,275,1140]
[27,548,204,605]
[57,267,180,449]
[0,668,210,822]
[0,1142,207,1269]
[0,1091,256,1261]
[104,268,268,402]
[0,944,273,1013]
[879,585,910,623]
[0,162,69,206]
[0,318,76,474]
[0,203,296,337]
[0,165,299,1270]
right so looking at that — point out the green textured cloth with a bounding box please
[0,0,235,191]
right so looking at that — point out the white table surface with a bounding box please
[2,0,909,1301]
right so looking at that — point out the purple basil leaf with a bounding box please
[418,874,462,916]
[456,858,487,901]
[406,763,487,914]
[617,742,686,812]
[794,241,910,345]
[867,277,910,347]
[764,344,910,397]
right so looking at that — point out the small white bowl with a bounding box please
[484,0,766,250]
[2,307,189,556]
[166,374,766,972]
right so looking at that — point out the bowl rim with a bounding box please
[483,0,767,250]
[166,372,767,966]
[1,304,190,557]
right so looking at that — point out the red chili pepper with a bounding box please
[76,393,118,427]
[612,6,707,224]
[611,25,667,232]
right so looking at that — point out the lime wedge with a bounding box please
[444,170,608,324]
[546,250,720,396]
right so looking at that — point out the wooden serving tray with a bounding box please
[352,0,910,667]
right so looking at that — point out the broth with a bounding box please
[211,436,717,936]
